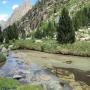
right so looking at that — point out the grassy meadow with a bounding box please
[11,39,90,57]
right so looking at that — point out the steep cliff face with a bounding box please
[5,1,32,28]
[19,0,69,31]
[18,0,90,33]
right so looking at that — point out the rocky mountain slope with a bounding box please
[0,20,6,30]
[5,1,32,28]
[18,0,90,33]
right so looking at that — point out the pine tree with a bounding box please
[57,7,75,44]
[12,23,19,39]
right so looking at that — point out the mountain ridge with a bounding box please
[4,1,32,28]
[4,0,90,35]
[17,0,90,33]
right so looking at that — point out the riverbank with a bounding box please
[12,40,90,57]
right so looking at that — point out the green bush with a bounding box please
[0,53,6,62]
[73,6,90,30]
[34,22,56,39]
[0,78,21,89]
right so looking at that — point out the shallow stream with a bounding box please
[0,52,72,90]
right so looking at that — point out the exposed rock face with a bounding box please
[3,0,90,38]
[18,0,90,33]
[5,1,32,28]
[19,0,70,32]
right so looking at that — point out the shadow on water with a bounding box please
[53,67,90,86]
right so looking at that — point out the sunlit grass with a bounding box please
[0,78,43,90]
[0,78,20,89]
[13,39,90,57]
[17,84,43,90]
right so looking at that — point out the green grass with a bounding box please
[13,39,90,57]
[88,31,90,35]
[0,78,21,89]
[13,40,42,51]
[56,41,90,56]
[17,84,43,90]
[0,78,43,90]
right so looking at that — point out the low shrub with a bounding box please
[0,53,6,62]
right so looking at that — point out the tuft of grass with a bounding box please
[17,84,43,90]
[0,78,21,89]
[0,78,43,90]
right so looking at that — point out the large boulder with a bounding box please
[13,75,24,80]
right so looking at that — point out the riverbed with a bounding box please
[13,50,90,90]
[13,50,90,71]
[0,51,73,90]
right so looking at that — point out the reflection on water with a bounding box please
[0,52,72,90]
[54,67,90,86]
